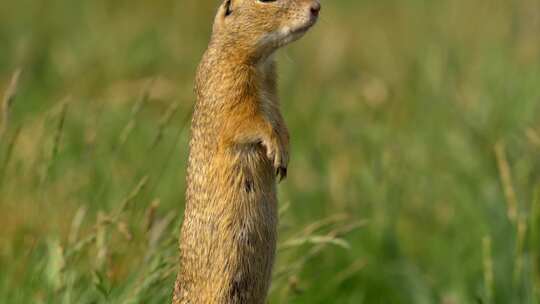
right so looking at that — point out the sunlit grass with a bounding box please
[1,0,540,303]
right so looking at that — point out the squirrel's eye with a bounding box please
[258,0,277,3]
[224,0,232,16]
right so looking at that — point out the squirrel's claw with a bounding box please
[262,136,289,182]
[277,167,287,182]
[272,143,288,182]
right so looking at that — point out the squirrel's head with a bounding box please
[210,0,321,62]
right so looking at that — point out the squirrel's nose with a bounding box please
[310,1,321,17]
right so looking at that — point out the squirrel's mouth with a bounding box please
[264,15,318,49]
[291,17,317,35]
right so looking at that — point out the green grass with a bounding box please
[1,0,540,303]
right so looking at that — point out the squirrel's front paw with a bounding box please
[261,134,289,181]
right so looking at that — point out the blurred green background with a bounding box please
[1,0,540,303]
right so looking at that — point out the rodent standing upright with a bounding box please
[173,0,320,303]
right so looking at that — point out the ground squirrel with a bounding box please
[173,0,320,303]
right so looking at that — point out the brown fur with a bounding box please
[173,0,320,303]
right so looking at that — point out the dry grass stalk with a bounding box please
[272,219,366,300]
[333,258,367,286]
[65,234,97,259]
[96,211,109,270]
[40,101,69,185]
[278,201,291,217]
[117,221,133,241]
[533,187,540,299]
[51,102,68,159]
[513,215,526,285]
[150,101,180,149]
[296,213,350,237]
[0,69,21,139]
[118,176,149,213]
[494,141,518,223]
[526,128,540,148]
[0,126,21,186]
[68,206,87,245]
[65,178,150,265]
[118,81,153,147]
[145,210,176,262]
[46,239,66,292]
[280,235,351,250]
[145,198,161,232]
[482,236,494,303]
[275,220,367,279]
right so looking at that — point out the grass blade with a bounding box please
[0,69,21,140]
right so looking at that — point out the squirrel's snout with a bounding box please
[310,1,321,17]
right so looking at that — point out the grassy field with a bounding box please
[1,0,540,303]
